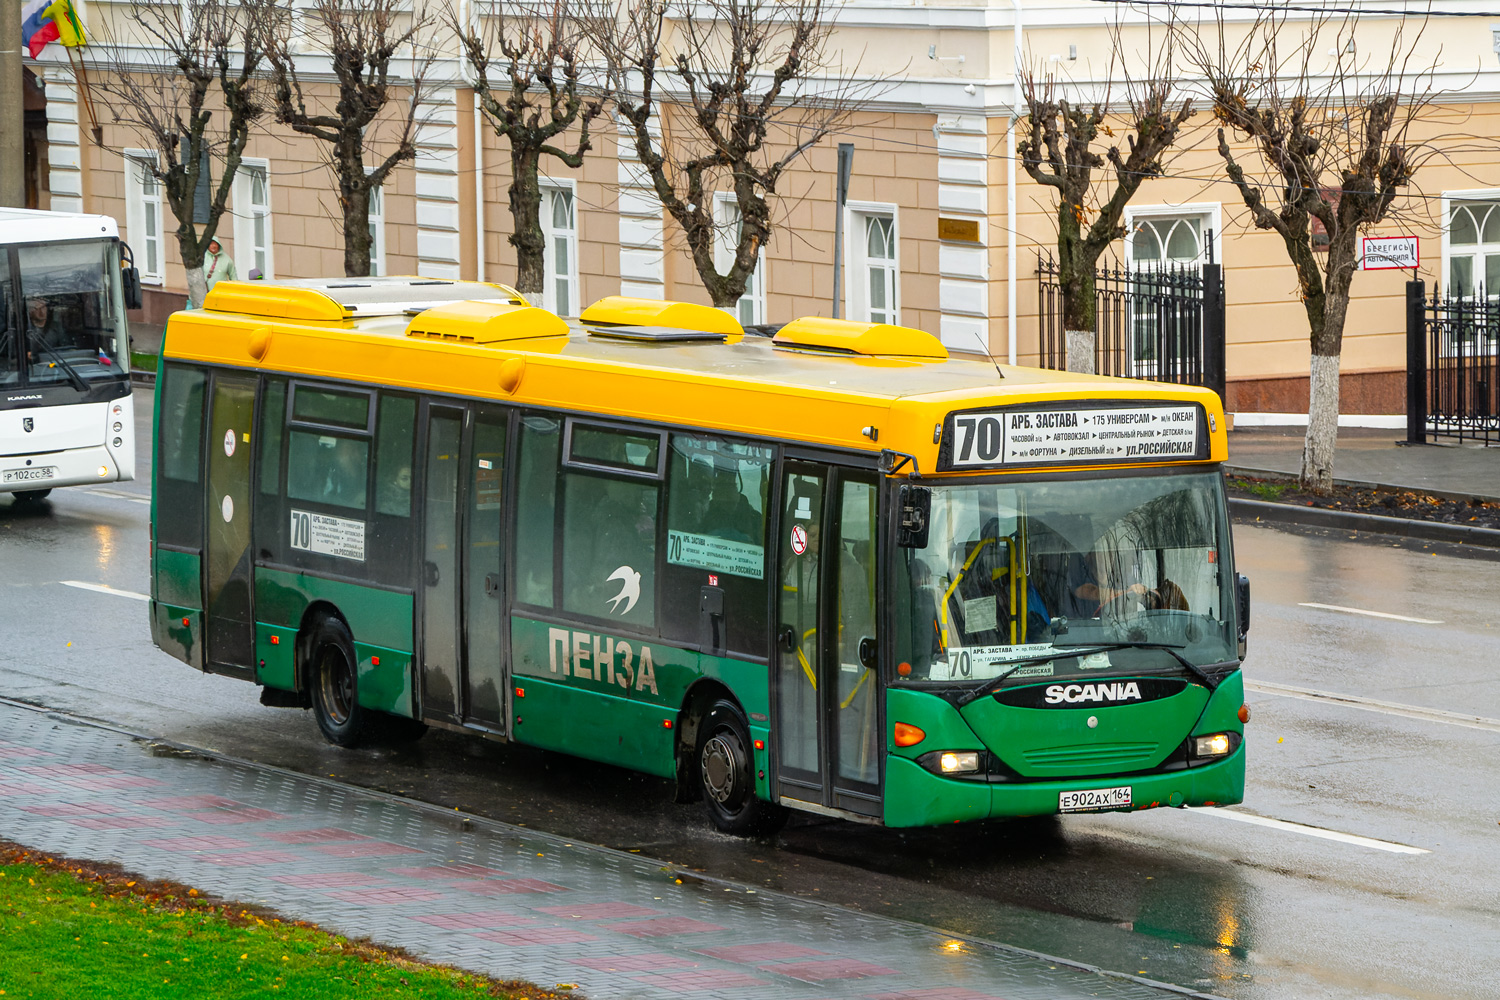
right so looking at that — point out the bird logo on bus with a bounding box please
[606,565,641,615]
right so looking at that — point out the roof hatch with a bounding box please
[204,277,529,321]
[404,299,569,344]
[772,316,948,360]
[580,296,744,342]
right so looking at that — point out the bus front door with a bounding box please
[419,404,509,733]
[775,463,882,819]
[203,373,257,674]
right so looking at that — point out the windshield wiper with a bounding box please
[33,339,88,392]
[1056,641,1219,690]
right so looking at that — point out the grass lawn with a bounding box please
[0,844,576,999]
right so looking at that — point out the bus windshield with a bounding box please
[1,240,130,390]
[894,471,1235,686]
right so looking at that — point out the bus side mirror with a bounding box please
[897,485,931,549]
[123,268,143,311]
[1236,574,1251,658]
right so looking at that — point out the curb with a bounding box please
[1225,463,1500,506]
[1230,497,1500,552]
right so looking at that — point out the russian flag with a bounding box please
[22,0,60,58]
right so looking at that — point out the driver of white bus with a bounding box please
[24,296,71,360]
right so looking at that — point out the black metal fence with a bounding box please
[1407,279,1500,445]
[1036,254,1226,402]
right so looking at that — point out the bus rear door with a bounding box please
[204,372,257,674]
[775,461,882,819]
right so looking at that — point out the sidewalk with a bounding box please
[0,700,1214,1000]
[1227,426,1500,502]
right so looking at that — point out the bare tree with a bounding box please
[1180,10,1435,493]
[266,0,437,277]
[455,0,608,301]
[94,0,268,306]
[1018,25,1193,373]
[597,0,871,310]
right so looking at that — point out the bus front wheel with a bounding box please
[309,617,367,748]
[696,699,788,836]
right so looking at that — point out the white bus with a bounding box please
[1,209,141,500]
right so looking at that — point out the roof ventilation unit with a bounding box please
[772,316,948,359]
[404,300,569,344]
[581,296,744,343]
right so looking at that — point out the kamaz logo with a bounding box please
[22,417,33,433]
[1044,682,1142,705]
[7,394,42,402]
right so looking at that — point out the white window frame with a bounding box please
[123,149,164,286]
[368,180,386,278]
[1123,203,1222,271]
[1441,189,1500,300]
[233,158,274,279]
[540,178,579,316]
[713,193,765,326]
[845,201,899,325]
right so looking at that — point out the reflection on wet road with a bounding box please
[2,392,1495,999]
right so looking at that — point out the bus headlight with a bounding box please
[113,437,122,448]
[113,422,122,432]
[939,751,981,774]
[1194,733,1232,757]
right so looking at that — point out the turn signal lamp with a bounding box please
[939,752,980,774]
[1195,733,1232,757]
[1238,704,1251,724]
[893,722,926,747]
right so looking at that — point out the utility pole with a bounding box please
[0,0,25,207]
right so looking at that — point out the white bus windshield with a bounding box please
[894,472,1236,685]
[1,240,130,391]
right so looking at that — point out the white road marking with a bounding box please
[1245,680,1500,734]
[1297,602,1442,625]
[60,580,150,602]
[79,487,151,505]
[1186,807,1429,854]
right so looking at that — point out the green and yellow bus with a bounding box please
[149,277,1251,834]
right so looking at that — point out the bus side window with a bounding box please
[258,379,285,496]
[560,465,658,630]
[374,394,415,516]
[514,415,560,608]
[160,364,206,485]
[661,434,771,657]
[155,363,208,550]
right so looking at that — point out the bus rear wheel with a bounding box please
[309,617,367,748]
[696,699,787,836]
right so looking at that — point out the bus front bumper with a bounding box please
[882,749,1246,828]
[0,442,126,493]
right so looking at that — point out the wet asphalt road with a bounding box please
[1,386,1497,999]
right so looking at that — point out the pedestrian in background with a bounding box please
[203,239,236,293]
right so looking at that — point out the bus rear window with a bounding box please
[292,386,372,430]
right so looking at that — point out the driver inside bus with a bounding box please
[24,296,70,359]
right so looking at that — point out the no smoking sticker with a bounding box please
[224,429,236,457]
[790,524,808,555]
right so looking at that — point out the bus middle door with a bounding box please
[774,461,882,819]
[418,403,508,733]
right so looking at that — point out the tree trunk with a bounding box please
[342,183,373,278]
[1057,201,1097,374]
[185,268,210,310]
[178,233,209,308]
[1299,245,1354,494]
[1302,352,1341,491]
[509,146,546,298]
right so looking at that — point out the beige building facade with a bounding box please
[23,0,1500,415]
